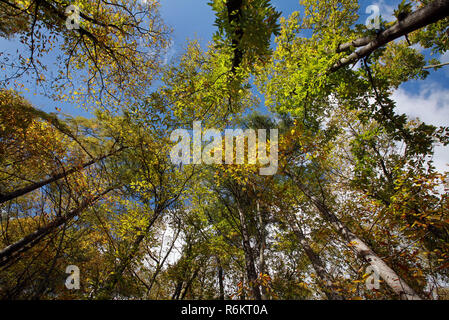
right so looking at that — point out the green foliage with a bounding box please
[209,0,281,72]
[1,0,449,300]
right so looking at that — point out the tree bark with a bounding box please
[171,281,183,300]
[0,147,124,204]
[288,172,422,300]
[256,200,268,299]
[0,188,112,268]
[331,0,449,72]
[284,213,344,300]
[236,204,262,300]
[217,257,225,300]
[180,266,201,300]
[226,0,244,72]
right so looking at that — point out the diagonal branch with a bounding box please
[0,146,125,204]
[331,0,449,72]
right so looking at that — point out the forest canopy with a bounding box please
[0,0,448,300]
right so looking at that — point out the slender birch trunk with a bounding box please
[288,172,421,300]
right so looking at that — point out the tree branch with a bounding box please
[331,0,449,72]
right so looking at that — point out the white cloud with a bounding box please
[441,51,449,64]
[392,84,449,173]
[439,51,449,77]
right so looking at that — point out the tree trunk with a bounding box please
[180,266,201,300]
[288,172,421,300]
[226,0,244,72]
[256,200,268,299]
[172,281,183,300]
[217,257,225,300]
[0,147,124,204]
[147,223,181,295]
[0,189,112,268]
[331,0,449,72]
[285,213,344,300]
[236,204,262,300]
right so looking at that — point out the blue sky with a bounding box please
[159,0,300,50]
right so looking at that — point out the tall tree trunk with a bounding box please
[0,147,124,204]
[256,200,268,299]
[172,281,183,300]
[226,0,244,72]
[239,275,246,300]
[284,212,344,300]
[236,204,262,300]
[288,172,421,300]
[180,266,201,300]
[217,257,225,300]
[0,189,113,268]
